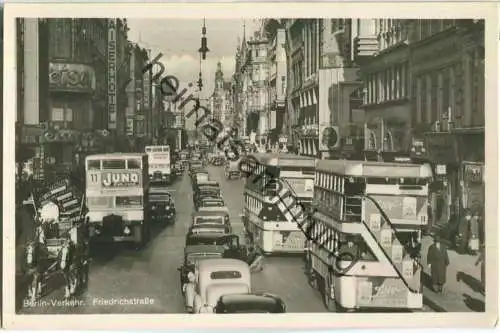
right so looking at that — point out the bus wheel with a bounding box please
[322,276,336,312]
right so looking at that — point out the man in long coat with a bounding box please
[427,235,450,293]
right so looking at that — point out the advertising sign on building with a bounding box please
[143,70,151,110]
[49,63,96,93]
[107,19,117,130]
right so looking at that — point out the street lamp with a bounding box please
[198,18,210,60]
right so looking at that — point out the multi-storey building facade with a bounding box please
[355,19,411,161]
[410,19,484,226]
[354,19,484,226]
[261,19,287,149]
[234,31,269,147]
[16,18,129,179]
[284,19,362,158]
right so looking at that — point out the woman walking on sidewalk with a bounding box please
[427,235,450,293]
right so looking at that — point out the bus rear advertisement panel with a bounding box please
[365,195,427,225]
[356,277,410,308]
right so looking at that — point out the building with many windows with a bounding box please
[409,19,484,227]
[284,19,362,158]
[354,19,484,227]
[261,19,287,149]
[233,30,269,147]
[355,19,411,161]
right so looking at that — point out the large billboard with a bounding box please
[107,19,117,130]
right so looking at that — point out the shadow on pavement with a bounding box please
[463,293,485,312]
[456,271,484,295]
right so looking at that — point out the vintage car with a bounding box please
[191,211,231,231]
[198,206,230,217]
[177,244,227,294]
[213,293,287,313]
[192,172,210,184]
[189,161,204,175]
[192,177,215,191]
[148,187,176,223]
[187,223,230,236]
[212,156,225,166]
[173,161,184,176]
[185,258,252,313]
[193,184,221,204]
[195,197,225,211]
[224,160,242,180]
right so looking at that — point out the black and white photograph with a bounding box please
[3,2,497,329]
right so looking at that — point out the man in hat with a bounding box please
[426,235,450,293]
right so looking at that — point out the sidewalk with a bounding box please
[420,229,485,312]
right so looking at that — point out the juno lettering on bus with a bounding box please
[102,172,139,187]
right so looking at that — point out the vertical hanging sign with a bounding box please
[107,19,117,130]
[143,69,150,110]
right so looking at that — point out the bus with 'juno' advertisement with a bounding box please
[304,160,432,312]
[240,153,315,254]
[85,153,150,246]
[146,145,171,184]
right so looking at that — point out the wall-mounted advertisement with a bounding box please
[49,63,96,93]
[107,19,117,130]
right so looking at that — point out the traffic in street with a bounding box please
[19,164,327,314]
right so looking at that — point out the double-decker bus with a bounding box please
[85,153,150,246]
[145,145,171,184]
[305,160,432,312]
[240,153,315,254]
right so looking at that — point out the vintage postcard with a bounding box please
[3,1,498,330]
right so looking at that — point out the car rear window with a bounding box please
[210,270,242,280]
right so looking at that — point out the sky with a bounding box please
[127,19,261,100]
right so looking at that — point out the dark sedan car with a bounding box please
[214,293,287,313]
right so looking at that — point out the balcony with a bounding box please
[353,36,379,62]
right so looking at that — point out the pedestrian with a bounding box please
[474,244,485,295]
[458,210,472,253]
[448,209,458,248]
[469,211,480,252]
[426,235,450,293]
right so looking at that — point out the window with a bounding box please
[127,159,141,169]
[87,160,100,170]
[103,159,126,169]
[51,107,64,121]
[336,233,377,261]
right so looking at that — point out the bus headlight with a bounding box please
[124,226,131,235]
